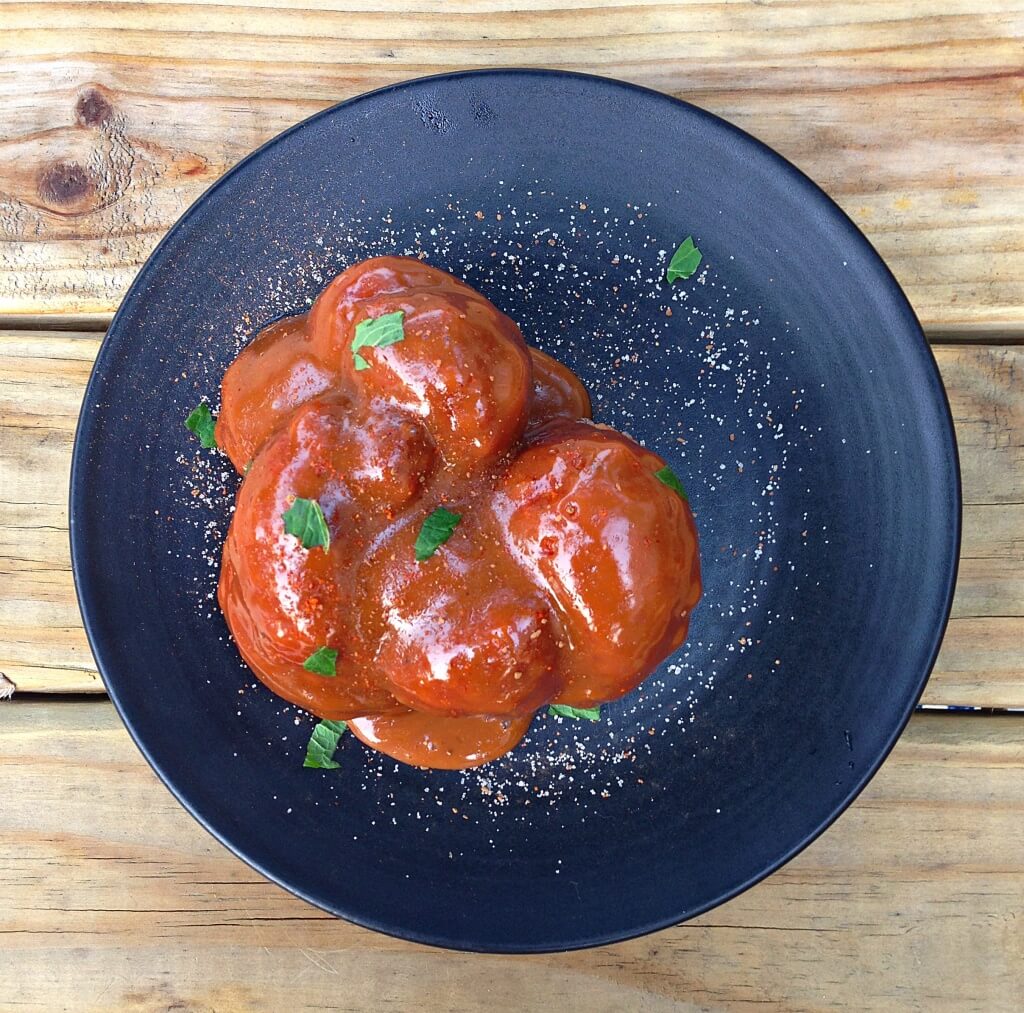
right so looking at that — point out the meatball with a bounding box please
[219,395,435,717]
[526,346,592,432]
[493,421,702,705]
[363,516,559,717]
[307,257,532,468]
[216,315,334,472]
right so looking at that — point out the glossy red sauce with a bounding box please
[217,257,701,768]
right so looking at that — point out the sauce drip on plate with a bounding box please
[217,257,701,768]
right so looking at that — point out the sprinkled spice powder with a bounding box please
[175,181,822,849]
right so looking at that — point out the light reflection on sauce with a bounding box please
[217,257,701,768]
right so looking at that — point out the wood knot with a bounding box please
[37,160,96,211]
[75,87,114,127]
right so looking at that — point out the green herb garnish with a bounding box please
[282,497,331,551]
[666,236,702,283]
[185,402,217,449]
[414,506,461,561]
[351,310,406,371]
[303,719,347,769]
[654,466,688,501]
[302,647,338,677]
[548,704,602,721]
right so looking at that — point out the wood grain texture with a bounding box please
[1,331,1021,704]
[0,702,1021,1011]
[0,333,103,692]
[0,1,1022,326]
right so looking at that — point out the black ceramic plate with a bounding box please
[71,70,960,952]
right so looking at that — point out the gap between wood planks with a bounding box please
[0,327,1021,707]
[6,315,1024,341]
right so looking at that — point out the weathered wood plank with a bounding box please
[0,703,1020,1011]
[0,333,1021,704]
[0,1,1021,326]
[0,334,102,692]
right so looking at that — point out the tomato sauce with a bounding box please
[217,257,701,768]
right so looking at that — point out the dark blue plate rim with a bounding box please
[70,67,962,953]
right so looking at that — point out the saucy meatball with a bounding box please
[367,519,560,717]
[308,257,532,468]
[494,421,702,705]
[219,395,433,717]
[217,315,333,472]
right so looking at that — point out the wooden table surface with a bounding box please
[1,3,1022,1009]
